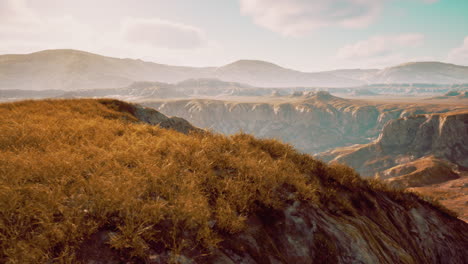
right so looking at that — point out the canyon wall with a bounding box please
[142,93,466,153]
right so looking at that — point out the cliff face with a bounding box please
[320,111,468,177]
[142,94,466,153]
[378,112,468,166]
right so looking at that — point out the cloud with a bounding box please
[447,36,468,65]
[121,18,206,49]
[336,33,425,59]
[239,0,439,36]
[239,0,384,36]
[0,1,211,63]
[0,0,37,25]
[0,0,94,47]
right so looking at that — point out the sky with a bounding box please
[0,0,467,71]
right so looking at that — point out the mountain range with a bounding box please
[1,49,468,91]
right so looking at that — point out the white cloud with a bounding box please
[336,33,425,59]
[0,0,211,61]
[121,18,206,50]
[239,0,384,36]
[447,36,468,65]
[0,0,37,25]
[0,0,95,50]
[239,0,439,36]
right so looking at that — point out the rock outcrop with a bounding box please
[98,99,201,134]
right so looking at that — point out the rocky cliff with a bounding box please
[319,110,468,176]
[142,93,467,153]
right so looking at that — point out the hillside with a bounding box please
[1,99,467,263]
[2,50,468,91]
[409,171,468,222]
[383,156,460,188]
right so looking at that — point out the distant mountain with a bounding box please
[0,49,213,91]
[213,60,363,87]
[369,62,468,84]
[1,49,468,91]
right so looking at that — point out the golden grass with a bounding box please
[0,99,455,263]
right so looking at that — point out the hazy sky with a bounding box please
[1,0,467,71]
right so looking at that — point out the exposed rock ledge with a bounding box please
[99,99,201,134]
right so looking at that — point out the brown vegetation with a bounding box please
[0,99,459,263]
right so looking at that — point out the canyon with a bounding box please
[140,92,468,153]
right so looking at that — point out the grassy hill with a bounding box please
[0,99,466,263]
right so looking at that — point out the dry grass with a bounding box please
[0,99,453,263]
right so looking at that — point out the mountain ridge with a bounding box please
[1,49,468,91]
